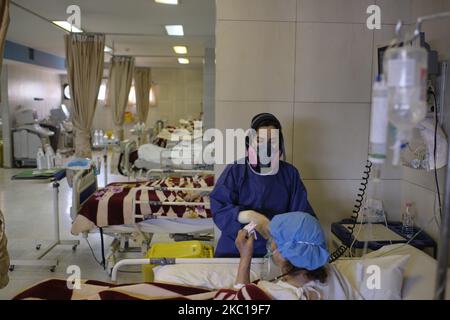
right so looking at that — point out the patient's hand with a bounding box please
[235,230,254,285]
[235,230,254,258]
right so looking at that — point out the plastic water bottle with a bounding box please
[99,130,104,145]
[55,150,63,168]
[402,202,415,239]
[93,130,99,146]
[36,148,46,170]
[44,144,56,169]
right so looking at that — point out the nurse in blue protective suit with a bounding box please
[210,113,316,257]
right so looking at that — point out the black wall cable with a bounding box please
[328,161,372,263]
[430,90,443,219]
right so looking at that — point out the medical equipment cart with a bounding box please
[331,219,437,258]
[9,169,80,271]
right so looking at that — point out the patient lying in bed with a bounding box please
[232,211,415,300]
[233,212,353,300]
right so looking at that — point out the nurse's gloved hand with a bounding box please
[235,230,254,259]
[238,210,271,240]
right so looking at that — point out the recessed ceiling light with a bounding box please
[155,0,178,4]
[52,21,83,33]
[173,46,188,54]
[178,58,190,64]
[165,25,184,36]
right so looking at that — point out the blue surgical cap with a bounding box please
[269,212,329,271]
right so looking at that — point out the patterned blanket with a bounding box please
[71,175,214,235]
[13,279,272,300]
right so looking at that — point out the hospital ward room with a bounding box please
[2,0,450,306]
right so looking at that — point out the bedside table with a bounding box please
[331,219,437,258]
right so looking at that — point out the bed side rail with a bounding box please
[131,185,212,219]
[146,168,215,179]
[120,140,138,177]
[111,258,265,282]
[70,168,98,220]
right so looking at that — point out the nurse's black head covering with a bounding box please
[249,113,285,158]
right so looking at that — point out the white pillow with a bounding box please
[138,143,164,163]
[333,255,410,300]
[153,264,262,290]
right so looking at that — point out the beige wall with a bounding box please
[90,67,203,135]
[148,67,204,127]
[7,62,62,122]
[1,62,62,167]
[215,0,450,241]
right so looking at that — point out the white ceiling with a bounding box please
[6,0,216,68]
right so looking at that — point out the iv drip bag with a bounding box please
[383,45,428,133]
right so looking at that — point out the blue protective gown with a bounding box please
[210,161,316,257]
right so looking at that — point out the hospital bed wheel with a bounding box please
[72,245,78,252]
[50,266,56,272]
[36,244,42,250]
[9,265,14,272]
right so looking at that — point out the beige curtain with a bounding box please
[108,56,135,141]
[134,67,151,124]
[0,210,9,289]
[65,33,105,158]
[0,0,10,103]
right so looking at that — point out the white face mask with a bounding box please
[247,129,281,176]
[260,255,283,281]
[248,163,279,176]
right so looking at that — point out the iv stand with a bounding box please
[394,11,450,300]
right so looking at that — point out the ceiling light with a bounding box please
[165,25,184,36]
[104,46,113,53]
[173,46,188,54]
[155,0,178,4]
[52,21,83,33]
[178,58,190,64]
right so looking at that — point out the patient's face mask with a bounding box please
[261,239,282,281]
[247,128,280,176]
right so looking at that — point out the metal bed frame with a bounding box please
[111,258,266,282]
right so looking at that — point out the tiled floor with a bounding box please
[0,158,171,299]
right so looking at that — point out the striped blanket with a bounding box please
[71,175,214,235]
[13,279,272,300]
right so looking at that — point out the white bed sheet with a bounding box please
[153,244,450,299]
[103,217,214,235]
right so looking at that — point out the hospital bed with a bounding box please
[109,243,450,300]
[118,133,212,179]
[70,167,215,274]
[12,244,450,300]
[117,118,209,179]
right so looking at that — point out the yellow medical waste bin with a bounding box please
[142,241,214,282]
